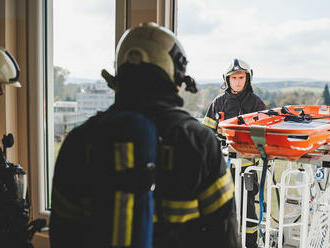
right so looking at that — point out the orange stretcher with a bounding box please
[218,105,330,161]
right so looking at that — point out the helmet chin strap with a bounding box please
[231,88,241,94]
[181,75,198,93]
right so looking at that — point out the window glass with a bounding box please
[177,0,330,118]
[48,0,116,208]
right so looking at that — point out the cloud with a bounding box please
[178,1,218,35]
[53,0,330,82]
[177,4,330,81]
[53,0,116,79]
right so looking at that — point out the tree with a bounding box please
[54,66,70,101]
[322,84,330,105]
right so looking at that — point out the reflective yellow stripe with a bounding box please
[52,188,91,219]
[115,142,134,171]
[242,158,254,167]
[160,145,174,171]
[246,225,258,234]
[199,168,232,201]
[164,211,200,223]
[202,117,217,129]
[198,168,234,215]
[112,191,134,246]
[161,199,200,223]
[231,158,254,168]
[112,142,135,246]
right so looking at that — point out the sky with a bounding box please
[177,0,330,82]
[53,0,116,80]
[53,0,330,83]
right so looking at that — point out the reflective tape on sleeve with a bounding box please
[160,199,200,223]
[198,168,234,215]
[202,117,217,130]
[246,225,258,234]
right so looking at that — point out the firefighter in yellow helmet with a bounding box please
[0,47,21,95]
[50,23,240,248]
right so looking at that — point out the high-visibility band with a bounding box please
[246,225,258,234]
[202,117,217,129]
[198,169,234,215]
[112,191,134,247]
[52,188,91,219]
[112,142,135,246]
[231,158,254,168]
[161,199,200,223]
[115,142,134,171]
[160,145,174,171]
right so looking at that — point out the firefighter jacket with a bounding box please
[202,87,265,168]
[203,89,266,132]
[50,64,240,248]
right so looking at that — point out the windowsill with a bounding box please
[31,231,50,248]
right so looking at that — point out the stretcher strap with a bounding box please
[250,126,267,238]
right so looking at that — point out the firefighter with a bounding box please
[203,58,266,248]
[50,23,240,248]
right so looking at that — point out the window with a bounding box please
[177,0,330,117]
[49,0,117,208]
[27,0,169,223]
[28,0,120,220]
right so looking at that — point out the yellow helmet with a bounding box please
[0,47,21,88]
[114,22,197,93]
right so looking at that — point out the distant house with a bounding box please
[76,82,115,117]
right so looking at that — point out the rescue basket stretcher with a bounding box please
[218,105,330,162]
[219,105,330,248]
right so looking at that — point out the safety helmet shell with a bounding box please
[115,22,187,86]
[0,47,21,87]
[221,58,253,90]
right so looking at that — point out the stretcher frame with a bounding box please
[229,153,330,248]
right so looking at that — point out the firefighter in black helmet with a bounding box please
[50,23,240,248]
[203,58,266,248]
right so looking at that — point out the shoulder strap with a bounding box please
[156,107,196,138]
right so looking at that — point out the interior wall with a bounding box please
[128,0,157,28]
[0,0,28,169]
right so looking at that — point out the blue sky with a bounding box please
[53,0,330,82]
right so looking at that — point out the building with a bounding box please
[54,101,88,139]
[76,82,115,117]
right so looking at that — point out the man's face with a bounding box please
[229,71,246,94]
